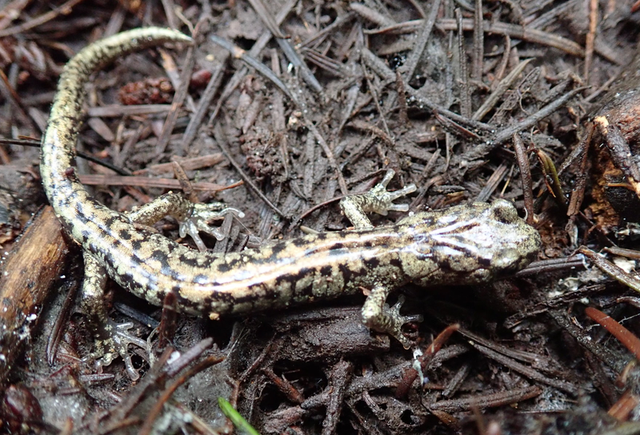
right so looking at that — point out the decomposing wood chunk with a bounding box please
[590,44,640,222]
[0,206,68,384]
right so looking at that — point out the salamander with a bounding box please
[40,27,542,374]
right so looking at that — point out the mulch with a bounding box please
[2,0,640,433]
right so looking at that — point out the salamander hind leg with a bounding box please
[361,285,423,349]
[340,170,417,230]
[81,253,147,380]
[81,194,243,378]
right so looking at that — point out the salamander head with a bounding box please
[398,200,541,284]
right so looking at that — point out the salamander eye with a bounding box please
[490,199,518,224]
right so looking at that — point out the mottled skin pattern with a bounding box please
[40,28,542,372]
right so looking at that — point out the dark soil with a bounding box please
[2,0,640,434]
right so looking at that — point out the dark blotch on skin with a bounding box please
[224,257,245,270]
[438,258,452,272]
[292,268,315,296]
[363,257,381,270]
[267,242,288,258]
[358,239,374,249]
[119,229,132,240]
[227,284,263,305]
[291,237,309,248]
[81,230,90,242]
[328,242,345,254]
[178,254,199,268]
[164,242,177,254]
[264,286,279,301]
[216,261,232,273]
[104,215,118,228]
[314,232,328,241]
[338,262,353,283]
[272,274,293,294]
[120,272,135,285]
[204,289,235,305]
[296,267,313,278]
[76,207,89,224]
[477,256,492,268]
[319,265,333,277]
[387,257,403,271]
[102,251,115,269]
[150,249,170,268]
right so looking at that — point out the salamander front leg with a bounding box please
[81,253,147,380]
[178,202,244,251]
[361,285,423,349]
[128,192,244,252]
[340,170,417,230]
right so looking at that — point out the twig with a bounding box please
[0,0,86,37]
[213,123,287,218]
[401,0,442,82]
[180,53,229,152]
[512,134,535,225]
[472,0,484,81]
[156,42,196,155]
